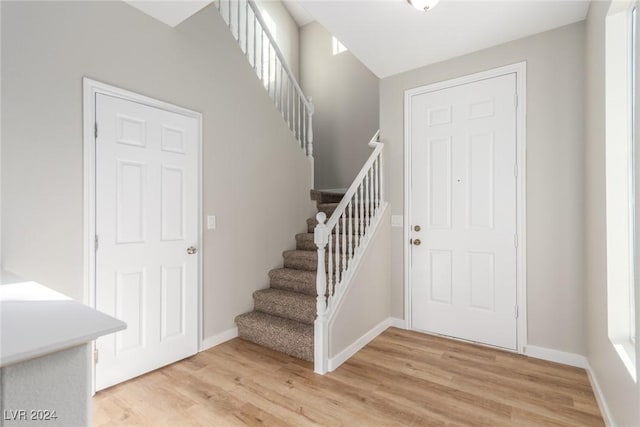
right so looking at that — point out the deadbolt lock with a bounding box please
[414,225,421,232]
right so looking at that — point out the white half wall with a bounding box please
[329,207,391,360]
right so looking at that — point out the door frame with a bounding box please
[82,78,204,388]
[403,62,527,353]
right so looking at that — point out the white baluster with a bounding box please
[348,200,353,262]
[287,80,291,127]
[244,0,248,54]
[364,176,369,232]
[227,0,231,27]
[368,169,373,226]
[334,214,340,283]
[306,98,314,157]
[280,66,284,114]
[373,158,378,215]
[260,30,264,83]
[267,44,271,96]
[302,105,306,153]
[354,187,360,248]
[341,212,347,278]
[252,14,256,70]
[236,0,240,41]
[327,224,333,301]
[380,148,385,204]
[274,59,279,109]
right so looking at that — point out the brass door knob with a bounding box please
[413,239,421,246]
[187,246,198,255]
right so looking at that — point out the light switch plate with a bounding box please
[207,215,216,230]
[391,215,403,227]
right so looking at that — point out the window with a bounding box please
[332,36,347,55]
[605,2,638,381]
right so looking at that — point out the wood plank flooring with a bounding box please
[93,328,604,426]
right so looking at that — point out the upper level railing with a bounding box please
[215,0,314,157]
[313,130,385,374]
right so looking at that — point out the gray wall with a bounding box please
[380,22,586,355]
[329,208,391,358]
[1,1,313,339]
[585,2,640,425]
[300,22,379,190]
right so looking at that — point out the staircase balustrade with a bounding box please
[215,0,314,156]
[313,130,384,374]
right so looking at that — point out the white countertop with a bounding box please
[0,271,126,367]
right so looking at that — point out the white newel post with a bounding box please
[314,212,328,374]
[306,97,314,157]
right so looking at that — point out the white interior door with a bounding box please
[95,93,199,390]
[410,73,518,350]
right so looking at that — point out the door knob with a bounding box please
[413,239,421,246]
[187,246,198,255]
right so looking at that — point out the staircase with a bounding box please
[235,190,345,361]
[216,0,386,371]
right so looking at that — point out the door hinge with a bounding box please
[515,305,519,319]
[94,122,98,139]
[514,93,518,109]
[93,348,99,364]
[514,234,518,248]
[95,235,99,251]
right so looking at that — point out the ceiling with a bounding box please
[121,0,590,79]
[296,0,590,78]
[123,1,211,27]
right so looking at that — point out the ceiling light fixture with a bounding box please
[408,0,440,12]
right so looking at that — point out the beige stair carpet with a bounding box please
[235,189,346,362]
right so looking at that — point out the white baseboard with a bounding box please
[200,327,238,351]
[585,364,616,427]
[524,345,588,369]
[328,317,395,372]
[388,317,406,329]
[525,346,616,425]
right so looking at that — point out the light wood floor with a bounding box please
[93,328,604,426]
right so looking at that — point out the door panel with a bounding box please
[95,94,199,390]
[410,73,517,350]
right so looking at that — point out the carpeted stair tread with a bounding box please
[283,249,319,271]
[310,189,345,204]
[235,311,313,361]
[253,288,316,324]
[269,268,316,295]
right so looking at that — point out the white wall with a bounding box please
[585,1,640,425]
[300,22,379,189]
[1,1,312,340]
[380,22,586,355]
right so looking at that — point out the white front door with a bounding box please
[410,73,518,350]
[95,93,199,390]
